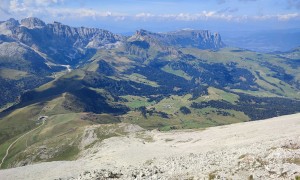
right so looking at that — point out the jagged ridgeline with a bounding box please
[0,17,300,168]
[0,17,224,107]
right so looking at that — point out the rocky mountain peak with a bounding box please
[20,17,46,29]
[0,18,20,36]
[0,17,124,64]
[6,18,20,27]
[53,21,62,24]
[0,18,19,30]
[136,29,151,36]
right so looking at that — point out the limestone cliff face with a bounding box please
[20,17,46,29]
[167,29,225,49]
[126,29,225,59]
[130,29,225,50]
[0,18,225,65]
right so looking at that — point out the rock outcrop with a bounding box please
[130,29,225,50]
[126,29,225,60]
[20,17,46,29]
[0,113,299,180]
[0,17,122,65]
[0,17,124,106]
[0,17,225,66]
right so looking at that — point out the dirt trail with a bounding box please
[0,114,300,179]
[0,119,46,168]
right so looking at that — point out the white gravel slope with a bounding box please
[0,113,300,180]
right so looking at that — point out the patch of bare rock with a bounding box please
[1,113,300,180]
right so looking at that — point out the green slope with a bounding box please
[1,41,300,169]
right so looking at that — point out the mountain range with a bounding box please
[0,17,224,107]
[0,17,299,169]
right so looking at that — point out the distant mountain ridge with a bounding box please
[0,17,122,65]
[0,17,225,65]
[125,29,224,60]
[0,17,126,106]
[130,29,224,50]
[0,17,226,106]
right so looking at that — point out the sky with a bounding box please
[0,0,300,33]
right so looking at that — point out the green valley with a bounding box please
[0,18,299,169]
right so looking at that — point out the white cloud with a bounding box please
[0,0,299,23]
[3,0,64,16]
[251,13,300,21]
[153,11,234,21]
[9,0,24,12]
[22,0,63,7]
[277,13,299,21]
[136,13,154,18]
[46,8,125,20]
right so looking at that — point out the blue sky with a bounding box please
[1,0,300,33]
